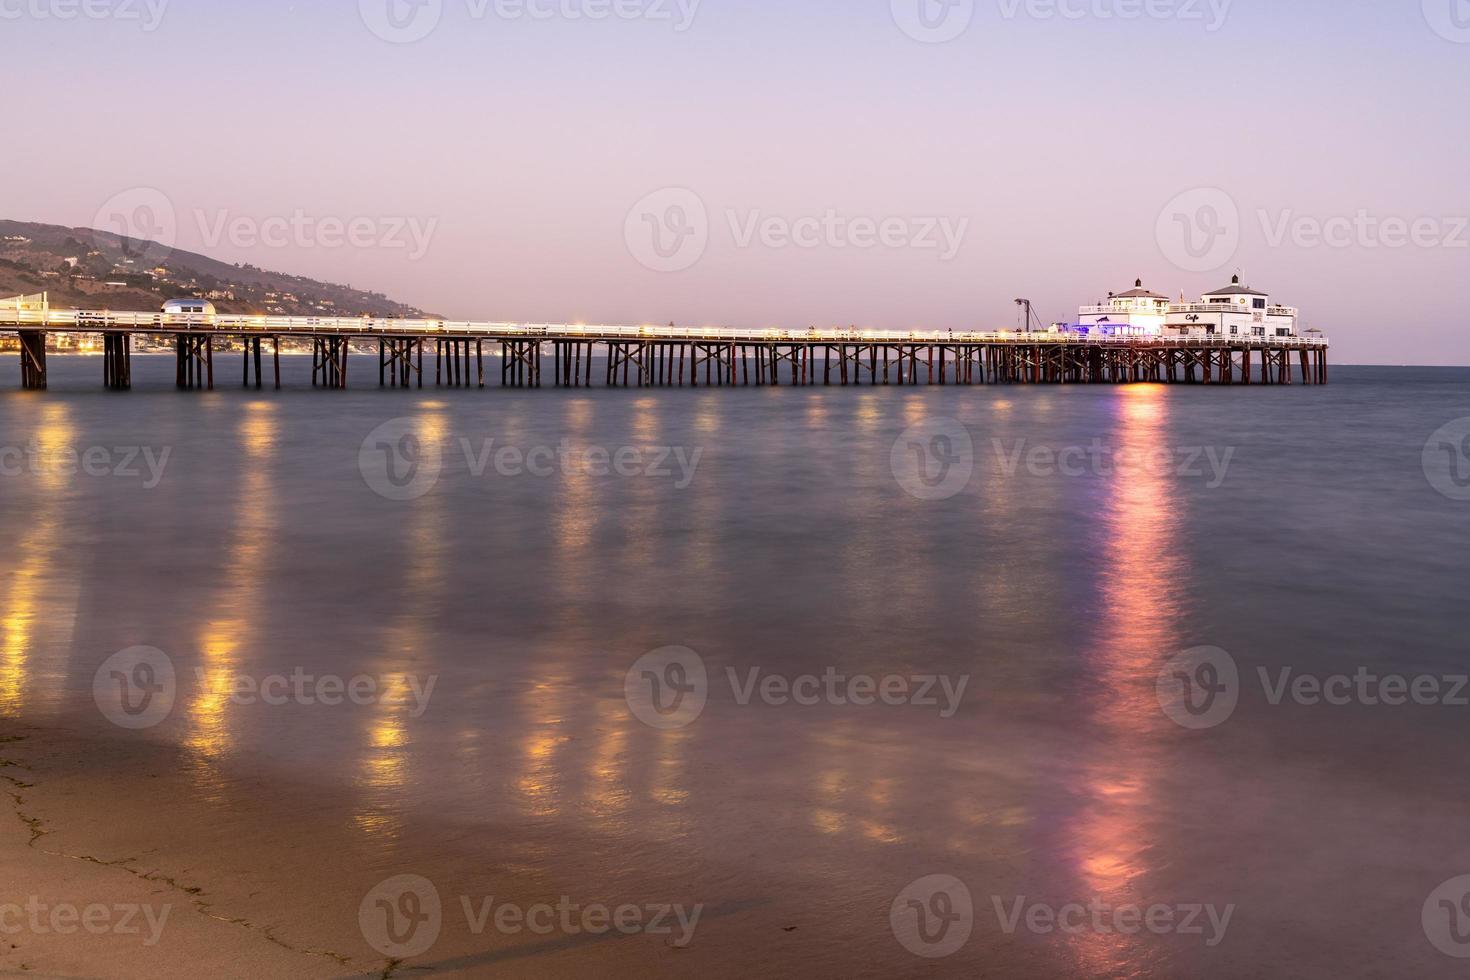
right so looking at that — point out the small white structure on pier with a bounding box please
[1076,280,1171,337]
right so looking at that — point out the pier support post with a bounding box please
[103,333,131,390]
[175,334,214,391]
[18,330,46,390]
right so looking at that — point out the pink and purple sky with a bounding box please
[6,0,1469,363]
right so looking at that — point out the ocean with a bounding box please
[1,356,1467,977]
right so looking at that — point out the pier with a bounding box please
[0,306,1329,390]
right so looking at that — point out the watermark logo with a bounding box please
[360,0,443,43]
[891,875,974,958]
[93,646,176,730]
[360,419,444,502]
[1425,875,1470,957]
[459,438,703,488]
[192,668,438,715]
[93,187,176,268]
[193,210,439,261]
[1258,210,1469,251]
[992,895,1234,946]
[624,646,708,730]
[1156,646,1239,730]
[891,417,974,501]
[360,875,443,959]
[996,0,1231,31]
[0,899,171,947]
[891,0,975,43]
[1423,419,1470,502]
[625,188,709,273]
[0,0,170,31]
[1423,0,1470,43]
[462,896,702,944]
[0,443,171,488]
[1156,187,1239,273]
[993,440,1235,488]
[726,210,968,261]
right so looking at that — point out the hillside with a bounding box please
[0,219,433,319]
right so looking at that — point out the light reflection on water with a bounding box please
[1066,385,1185,977]
[186,401,278,799]
[353,406,448,841]
[0,403,77,716]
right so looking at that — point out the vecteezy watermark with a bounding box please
[990,896,1234,947]
[993,440,1236,488]
[726,210,969,262]
[194,210,439,262]
[889,876,1234,959]
[359,419,706,502]
[360,875,443,959]
[191,669,438,716]
[1158,646,1470,731]
[890,875,974,958]
[1156,187,1240,273]
[891,417,975,502]
[459,438,702,488]
[359,875,702,959]
[624,188,710,273]
[1159,194,1470,265]
[94,186,177,268]
[1422,0,1470,44]
[891,420,1237,502]
[0,443,171,489]
[1258,210,1470,251]
[359,0,700,44]
[1157,646,1239,730]
[0,899,172,947]
[359,418,444,502]
[623,647,970,730]
[891,0,975,43]
[1424,419,1470,502]
[93,646,176,730]
[624,647,709,730]
[996,0,1232,31]
[1424,875,1470,958]
[624,188,970,273]
[0,0,170,31]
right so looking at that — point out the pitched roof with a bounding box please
[1112,279,1168,300]
[1208,275,1267,297]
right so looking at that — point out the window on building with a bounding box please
[1230,325,1239,335]
[1253,298,1267,310]
[1252,327,1265,336]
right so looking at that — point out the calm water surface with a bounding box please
[1,357,1467,978]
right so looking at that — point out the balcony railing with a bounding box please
[1167,303,1298,317]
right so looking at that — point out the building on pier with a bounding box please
[1166,276,1299,340]
[1076,280,1172,337]
[1075,276,1300,340]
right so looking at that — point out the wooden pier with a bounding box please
[0,308,1330,391]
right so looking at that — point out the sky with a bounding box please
[5,0,1469,364]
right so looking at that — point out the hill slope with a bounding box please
[0,219,432,319]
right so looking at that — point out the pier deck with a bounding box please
[0,308,1329,390]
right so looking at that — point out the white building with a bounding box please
[1075,276,1300,339]
[1165,276,1298,339]
[1075,280,1171,337]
